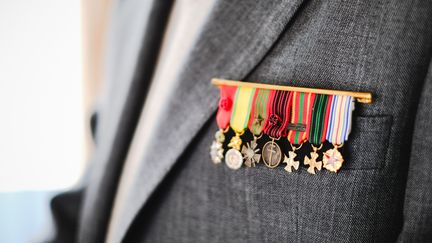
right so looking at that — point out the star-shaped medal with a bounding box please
[283,151,299,173]
[241,139,261,167]
[304,151,322,175]
[323,148,344,173]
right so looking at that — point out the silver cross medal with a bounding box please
[241,138,261,167]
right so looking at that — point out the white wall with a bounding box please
[0,0,84,191]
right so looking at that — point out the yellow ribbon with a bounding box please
[230,86,255,133]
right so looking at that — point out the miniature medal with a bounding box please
[261,90,293,169]
[241,137,261,167]
[210,85,237,164]
[285,92,316,173]
[241,89,270,167]
[323,95,354,172]
[283,143,302,173]
[225,148,243,170]
[210,129,225,164]
[262,138,282,168]
[323,145,344,172]
[225,132,244,170]
[304,145,322,174]
[225,86,256,170]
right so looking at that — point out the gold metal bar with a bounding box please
[211,78,373,104]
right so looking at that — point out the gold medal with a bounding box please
[304,144,323,174]
[283,143,302,173]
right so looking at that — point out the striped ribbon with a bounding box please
[248,89,270,135]
[325,95,355,145]
[230,86,256,133]
[216,85,237,129]
[287,92,316,145]
[263,90,292,138]
[308,94,332,145]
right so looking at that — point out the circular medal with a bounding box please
[225,148,243,170]
[323,147,344,173]
[262,140,282,168]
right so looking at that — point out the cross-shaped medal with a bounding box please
[241,139,261,167]
[304,151,322,174]
[283,151,299,173]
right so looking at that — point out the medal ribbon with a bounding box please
[216,85,237,129]
[248,89,270,135]
[230,86,256,133]
[287,92,316,145]
[326,95,355,145]
[308,94,332,145]
[263,90,293,138]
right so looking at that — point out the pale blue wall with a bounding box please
[0,191,56,243]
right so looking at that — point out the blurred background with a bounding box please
[0,0,111,242]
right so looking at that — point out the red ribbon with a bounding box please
[216,85,237,129]
[263,90,293,138]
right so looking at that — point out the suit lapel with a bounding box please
[113,0,307,242]
[78,0,174,242]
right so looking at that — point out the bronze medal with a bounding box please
[262,139,282,168]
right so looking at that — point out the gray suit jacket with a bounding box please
[49,0,432,242]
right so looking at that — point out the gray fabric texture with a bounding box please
[49,0,432,242]
[398,60,432,241]
[122,0,432,242]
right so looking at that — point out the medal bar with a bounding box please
[211,78,372,104]
[210,78,372,174]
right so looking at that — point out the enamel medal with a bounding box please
[210,85,237,164]
[225,86,256,170]
[322,96,355,173]
[323,145,344,173]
